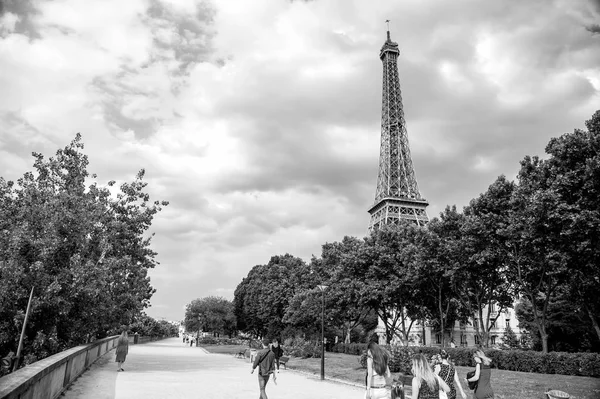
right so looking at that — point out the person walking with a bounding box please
[365,341,391,399]
[434,350,466,399]
[466,350,494,398]
[251,338,277,399]
[115,330,129,372]
[410,353,450,399]
[270,338,284,372]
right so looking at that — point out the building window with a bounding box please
[506,319,510,328]
[473,318,479,328]
[474,335,480,345]
[460,334,467,345]
[436,333,442,344]
[491,336,496,345]
[490,320,495,329]
[490,303,496,312]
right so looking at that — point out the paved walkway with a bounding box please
[62,337,366,399]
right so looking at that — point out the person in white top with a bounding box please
[365,341,391,399]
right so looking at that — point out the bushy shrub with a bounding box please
[198,337,218,345]
[283,337,320,358]
[331,343,368,355]
[356,346,600,377]
[358,345,417,373]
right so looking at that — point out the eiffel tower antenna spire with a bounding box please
[368,28,429,230]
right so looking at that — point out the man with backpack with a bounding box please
[251,338,277,399]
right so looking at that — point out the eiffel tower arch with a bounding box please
[368,30,429,230]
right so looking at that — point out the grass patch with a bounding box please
[202,345,600,398]
[200,344,248,356]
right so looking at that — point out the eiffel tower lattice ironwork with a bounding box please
[368,29,429,230]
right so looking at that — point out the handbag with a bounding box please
[390,381,405,399]
[437,375,448,399]
[466,370,478,390]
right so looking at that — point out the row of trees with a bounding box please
[183,296,236,337]
[130,313,179,337]
[233,111,600,353]
[0,135,169,371]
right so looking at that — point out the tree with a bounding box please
[360,224,427,344]
[454,177,516,348]
[233,254,311,338]
[541,110,600,343]
[283,237,374,343]
[500,324,520,350]
[185,296,236,337]
[0,134,168,369]
[506,155,570,353]
[411,208,465,348]
[515,290,599,352]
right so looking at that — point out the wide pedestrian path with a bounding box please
[62,337,366,399]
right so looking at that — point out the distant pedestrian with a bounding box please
[270,338,284,372]
[115,330,129,372]
[410,353,450,399]
[434,350,466,399]
[251,338,277,399]
[465,350,494,399]
[365,341,391,399]
[450,339,456,348]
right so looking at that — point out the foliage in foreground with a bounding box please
[0,134,168,372]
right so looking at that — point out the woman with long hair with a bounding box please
[465,350,494,398]
[115,330,129,372]
[434,350,466,399]
[411,353,450,399]
[365,341,391,399]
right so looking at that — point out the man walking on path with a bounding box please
[251,338,277,399]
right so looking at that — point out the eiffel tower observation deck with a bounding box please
[368,29,429,230]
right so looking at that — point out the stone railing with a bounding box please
[0,334,172,398]
[0,334,172,399]
[0,335,119,399]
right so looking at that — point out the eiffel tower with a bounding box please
[368,28,429,230]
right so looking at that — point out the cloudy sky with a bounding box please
[1,0,599,322]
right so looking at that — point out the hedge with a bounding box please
[355,346,600,377]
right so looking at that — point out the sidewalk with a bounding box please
[62,337,367,399]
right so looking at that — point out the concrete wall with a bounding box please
[0,336,119,399]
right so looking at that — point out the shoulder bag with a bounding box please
[466,370,478,390]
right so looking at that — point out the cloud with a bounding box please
[1,0,598,321]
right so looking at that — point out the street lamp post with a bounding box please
[317,285,328,380]
[196,315,201,347]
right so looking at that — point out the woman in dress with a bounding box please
[365,342,391,399]
[411,353,450,399]
[434,350,466,399]
[115,330,129,372]
[465,350,494,398]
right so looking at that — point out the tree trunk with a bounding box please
[540,330,549,353]
[439,287,445,347]
[584,302,600,342]
[345,326,351,344]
